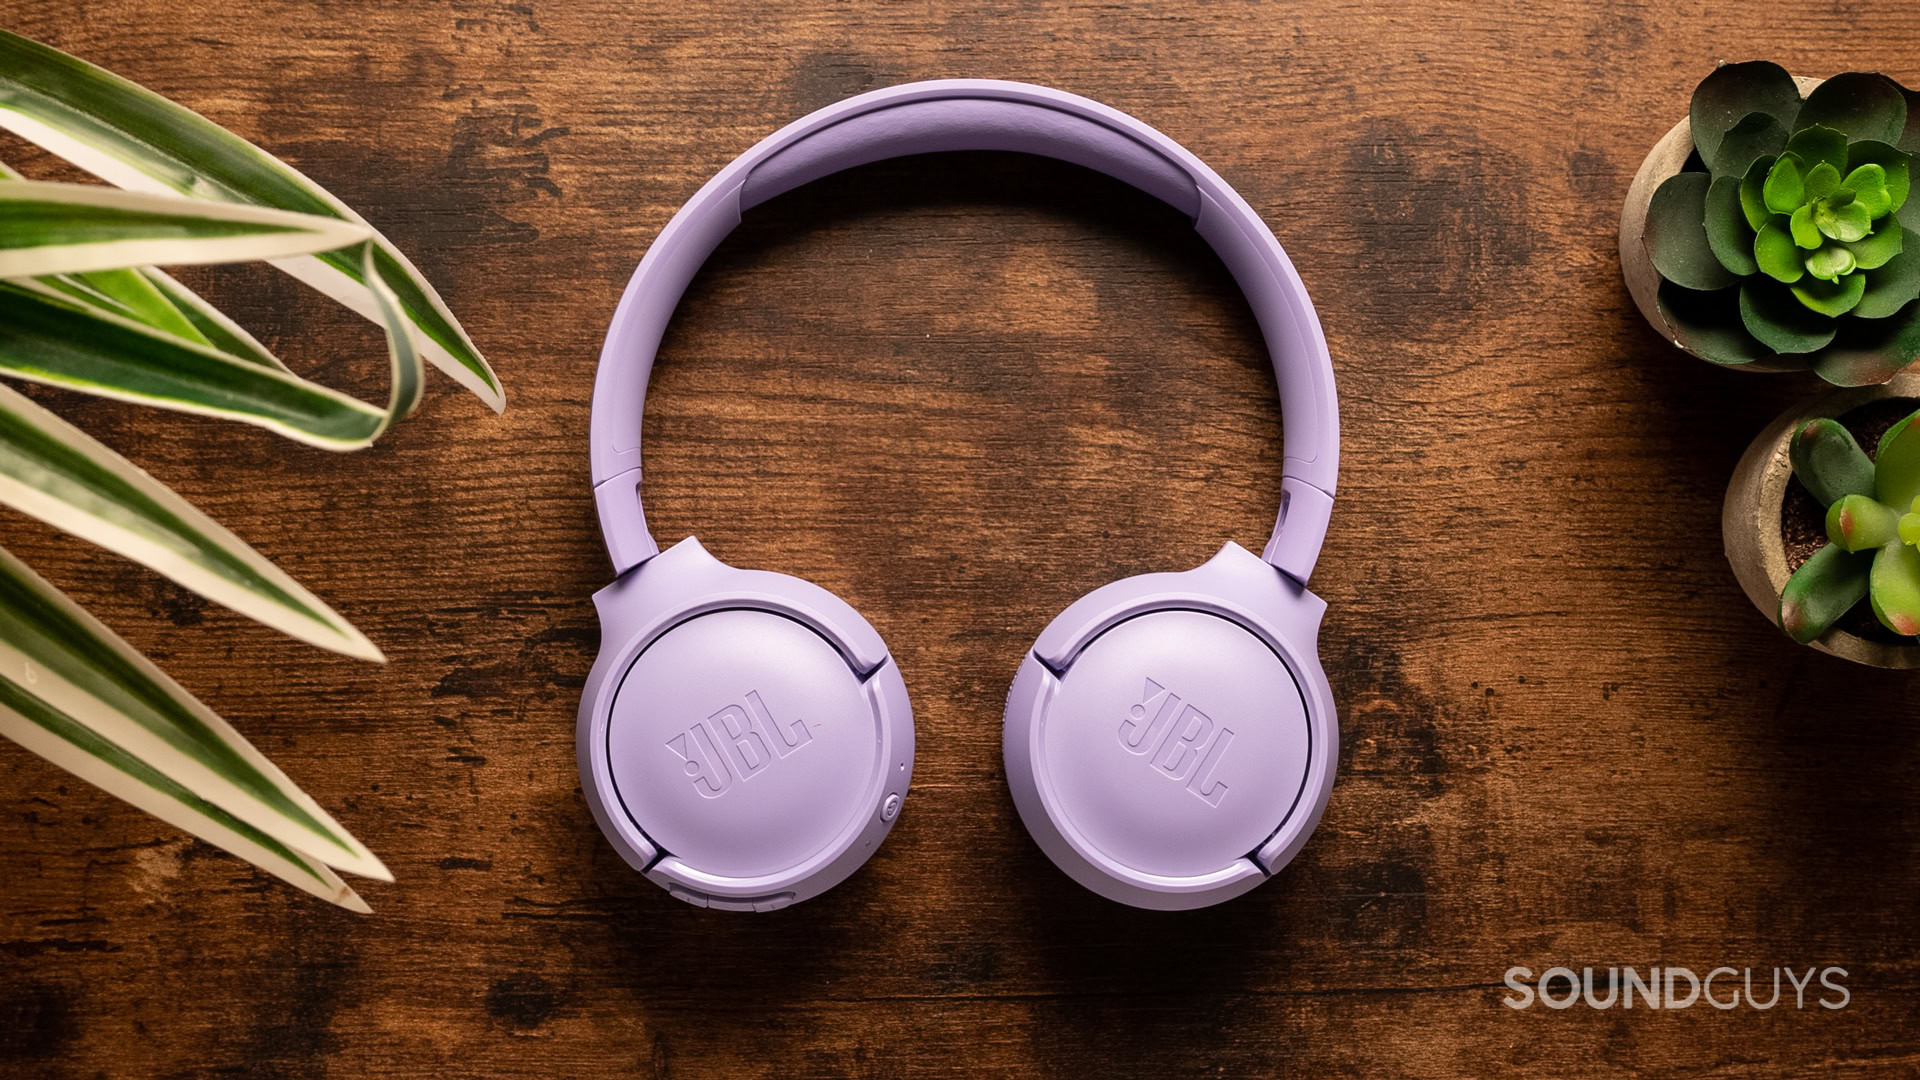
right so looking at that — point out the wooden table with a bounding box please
[2,3,1916,1076]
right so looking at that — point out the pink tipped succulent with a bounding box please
[1779,409,1920,642]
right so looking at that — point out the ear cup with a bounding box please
[1003,541,1337,910]
[579,538,913,910]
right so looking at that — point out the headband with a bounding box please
[589,79,1338,581]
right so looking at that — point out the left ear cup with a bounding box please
[1002,541,1337,910]
[578,538,913,910]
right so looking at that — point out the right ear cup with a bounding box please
[579,538,913,910]
[1003,542,1338,910]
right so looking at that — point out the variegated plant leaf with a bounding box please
[0,160,280,367]
[71,266,209,345]
[22,268,285,371]
[0,29,504,411]
[137,268,285,369]
[0,178,370,278]
[0,676,369,911]
[359,243,425,423]
[0,545,388,879]
[0,263,419,450]
[0,381,382,660]
[30,271,142,320]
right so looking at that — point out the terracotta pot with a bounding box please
[1619,75,1823,373]
[1723,370,1920,667]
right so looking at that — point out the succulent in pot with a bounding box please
[1724,372,1920,668]
[1622,63,1920,386]
[1778,409,1920,641]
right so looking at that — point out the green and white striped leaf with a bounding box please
[30,270,147,322]
[69,267,208,345]
[0,179,370,278]
[29,268,284,370]
[0,675,369,911]
[0,29,503,411]
[138,268,285,369]
[0,382,382,659]
[0,252,419,450]
[360,243,426,423]
[1,161,284,369]
[0,545,388,880]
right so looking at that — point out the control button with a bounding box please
[881,792,902,821]
[666,882,708,908]
[752,892,797,912]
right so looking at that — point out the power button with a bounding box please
[881,792,902,821]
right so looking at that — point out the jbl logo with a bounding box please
[666,691,813,799]
[1118,678,1235,807]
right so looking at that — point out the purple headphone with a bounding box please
[579,80,1339,911]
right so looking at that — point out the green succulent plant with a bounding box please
[1778,409,1920,643]
[1645,63,1920,386]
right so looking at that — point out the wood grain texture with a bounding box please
[2,2,1919,1077]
